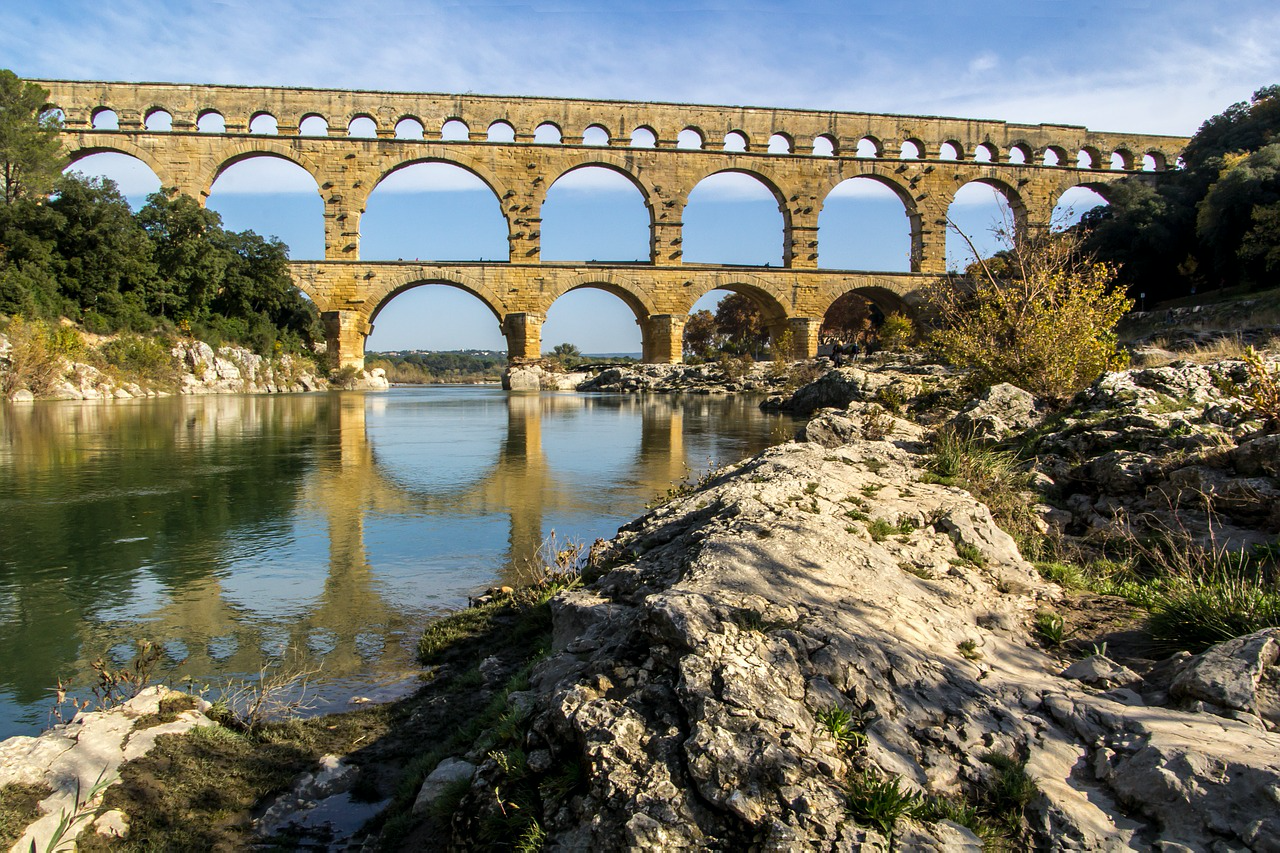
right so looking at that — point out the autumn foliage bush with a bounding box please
[927,228,1132,401]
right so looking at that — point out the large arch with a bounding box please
[540,164,651,262]
[64,141,170,191]
[682,170,788,266]
[364,279,510,353]
[205,142,326,197]
[817,175,917,272]
[945,179,1025,271]
[62,149,163,208]
[362,161,508,262]
[542,283,647,357]
[540,272,659,319]
[205,153,325,259]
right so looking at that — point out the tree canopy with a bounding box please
[1080,85,1280,299]
[0,71,63,204]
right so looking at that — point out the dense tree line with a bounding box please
[1081,85,1280,301]
[0,71,319,355]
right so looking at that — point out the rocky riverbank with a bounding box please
[0,327,391,401]
[2,354,1277,850]
[504,360,824,394]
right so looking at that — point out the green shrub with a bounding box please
[1147,568,1280,653]
[927,228,1131,401]
[100,333,178,387]
[846,771,922,837]
[878,313,916,350]
[0,316,67,395]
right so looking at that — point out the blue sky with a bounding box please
[10,0,1280,353]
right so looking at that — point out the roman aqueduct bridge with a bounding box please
[37,79,1188,366]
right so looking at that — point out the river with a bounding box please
[0,387,798,738]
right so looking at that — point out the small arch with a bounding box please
[144,109,172,131]
[899,139,922,160]
[1143,151,1166,172]
[300,114,329,136]
[197,110,226,133]
[1077,147,1101,169]
[91,108,119,130]
[487,121,515,142]
[1006,144,1030,165]
[582,124,610,146]
[687,281,791,341]
[395,117,424,140]
[630,126,657,148]
[348,116,378,138]
[441,119,469,141]
[812,135,836,156]
[856,137,880,158]
[973,143,996,163]
[249,113,278,135]
[767,133,792,154]
[677,128,704,150]
[1042,146,1065,167]
[938,141,960,161]
[1110,149,1134,170]
[534,122,562,144]
[723,131,748,152]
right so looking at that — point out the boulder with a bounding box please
[412,758,476,815]
[1170,629,1280,715]
[950,382,1039,441]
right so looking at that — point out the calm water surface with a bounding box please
[0,387,797,737]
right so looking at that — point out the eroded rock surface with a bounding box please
[449,410,1280,850]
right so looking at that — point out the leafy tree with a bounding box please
[878,313,916,350]
[683,309,716,357]
[1196,145,1280,286]
[0,71,63,204]
[714,293,768,357]
[928,228,1131,401]
[46,175,157,326]
[136,189,229,320]
[821,292,873,342]
[1081,84,1280,300]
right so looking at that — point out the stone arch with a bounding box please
[938,141,962,161]
[681,168,790,267]
[818,283,913,322]
[374,153,511,206]
[249,112,278,134]
[767,133,793,154]
[1055,177,1118,205]
[817,172,921,272]
[1042,145,1068,167]
[953,176,1027,231]
[535,122,563,144]
[544,156,658,206]
[299,113,330,136]
[63,140,170,188]
[1006,142,1032,165]
[206,142,326,197]
[1077,146,1103,169]
[685,274,792,325]
[856,136,882,158]
[91,107,119,130]
[143,107,172,131]
[1144,150,1168,171]
[900,138,924,159]
[542,274,658,322]
[366,272,512,328]
[630,126,657,148]
[197,109,225,133]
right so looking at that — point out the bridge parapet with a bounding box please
[37,79,1186,174]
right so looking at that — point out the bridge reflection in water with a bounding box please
[0,389,794,734]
